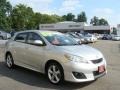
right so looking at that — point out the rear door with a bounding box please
[12,32,28,64]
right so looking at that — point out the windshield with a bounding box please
[41,31,79,46]
[65,34,74,38]
[86,34,92,37]
[70,33,79,38]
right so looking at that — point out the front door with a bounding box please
[25,32,46,71]
[13,32,28,64]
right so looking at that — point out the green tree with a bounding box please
[99,18,109,26]
[11,4,63,31]
[25,7,36,30]
[51,14,63,22]
[77,11,87,22]
[11,4,34,31]
[32,14,63,29]
[40,14,55,24]
[62,13,75,21]
[40,14,62,24]
[62,15,67,21]
[90,16,99,26]
[90,16,109,26]
[0,0,12,31]
[32,13,42,29]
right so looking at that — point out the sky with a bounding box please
[8,0,120,26]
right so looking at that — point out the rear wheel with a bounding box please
[5,53,14,68]
[0,36,3,40]
[46,62,64,84]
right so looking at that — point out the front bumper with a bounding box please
[85,38,94,43]
[62,59,107,83]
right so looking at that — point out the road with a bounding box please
[0,40,120,90]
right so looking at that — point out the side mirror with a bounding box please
[33,40,44,46]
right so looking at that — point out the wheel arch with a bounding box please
[45,60,64,74]
[0,36,4,39]
[5,51,12,59]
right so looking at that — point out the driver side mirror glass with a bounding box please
[33,40,44,46]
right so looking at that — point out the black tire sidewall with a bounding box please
[0,36,3,40]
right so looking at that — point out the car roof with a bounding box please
[16,30,58,33]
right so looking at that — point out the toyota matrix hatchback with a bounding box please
[5,30,107,84]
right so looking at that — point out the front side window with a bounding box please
[15,33,27,43]
[27,32,44,45]
[41,31,79,46]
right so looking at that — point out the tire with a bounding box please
[0,36,3,40]
[5,53,14,68]
[46,62,64,85]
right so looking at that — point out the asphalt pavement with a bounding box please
[0,40,120,90]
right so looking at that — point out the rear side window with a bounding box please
[15,33,27,43]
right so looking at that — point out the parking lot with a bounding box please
[0,40,120,90]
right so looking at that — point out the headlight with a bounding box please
[64,54,89,64]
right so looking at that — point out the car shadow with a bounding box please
[0,61,96,90]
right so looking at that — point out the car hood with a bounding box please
[58,45,103,60]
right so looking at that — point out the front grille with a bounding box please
[91,58,103,64]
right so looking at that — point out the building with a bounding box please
[117,24,120,35]
[39,21,111,34]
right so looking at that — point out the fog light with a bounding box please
[72,72,86,79]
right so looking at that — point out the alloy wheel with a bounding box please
[47,64,62,84]
[6,54,14,68]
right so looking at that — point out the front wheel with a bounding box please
[5,53,14,68]
[47,62,64,84]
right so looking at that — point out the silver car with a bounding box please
[65,33,82,44]
[0,30,11,40]
[5,30,107,84]
[84,34,97,43]
[112,35,120,41]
